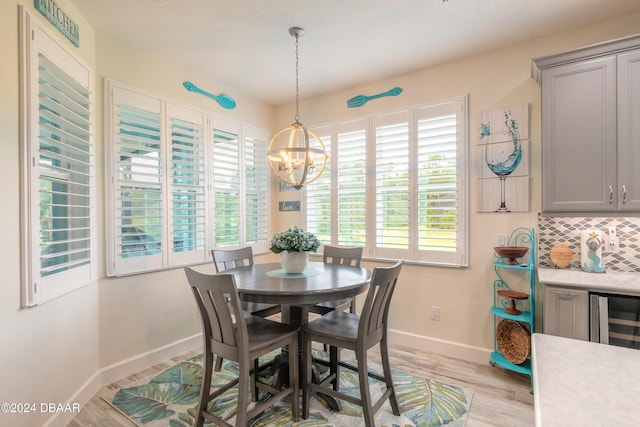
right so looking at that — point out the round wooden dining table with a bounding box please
[225,261,371,410]
[226,261,371,320]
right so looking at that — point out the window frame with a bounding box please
[305,95,469,267]
[20,8,96,306]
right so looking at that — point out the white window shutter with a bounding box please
[21,8,95,305]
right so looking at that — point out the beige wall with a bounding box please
[2,1,640,425]
[0,2,100,426]
[272,14,640,353]
[92,25,276,370]
[0,1,275,426]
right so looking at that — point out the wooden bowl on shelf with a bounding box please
[497,289,529,315]
[494,246,529,265]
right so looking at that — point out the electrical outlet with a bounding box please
[497,234,508,246]
[431,307,440,321]
[607,225,619,252]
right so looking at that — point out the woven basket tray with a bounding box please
[496,319,530,365]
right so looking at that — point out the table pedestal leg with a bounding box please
[269,304,341,412]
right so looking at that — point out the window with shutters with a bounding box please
[20,9,96,306]
[305,126,332,243]
[306,96,468,267]
[169,105,207,265]
[243,127,269,247]
[211,120,241,248]
[106,81,269,276]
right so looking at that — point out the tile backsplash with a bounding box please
[537,214,640,273]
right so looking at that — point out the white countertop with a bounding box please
[532,333,640,427]
[538,267,640,296]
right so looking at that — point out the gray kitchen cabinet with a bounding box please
[534,35,640,212]
[617,49,640,210]
[543,284,589,341]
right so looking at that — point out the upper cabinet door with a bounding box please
[541,56,617,212]
[617,49,640,211]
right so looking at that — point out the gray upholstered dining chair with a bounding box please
[310,245,364,315]
[184,267,300,427]
[301,260,404,427]
[212,247,282,371]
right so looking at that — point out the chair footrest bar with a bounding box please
[306,382,361,407]
[248,388,293,419]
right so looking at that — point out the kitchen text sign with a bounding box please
[35,0,80,47]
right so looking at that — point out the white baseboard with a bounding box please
[99,334,202,386]
[44,334,202,427]
[388,328,491,365]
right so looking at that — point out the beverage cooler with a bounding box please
[590,293,640,349]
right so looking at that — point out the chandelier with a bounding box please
[266,27,327,190]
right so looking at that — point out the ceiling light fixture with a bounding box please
[266,27,327,190]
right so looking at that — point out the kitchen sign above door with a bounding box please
[35,0,80,47]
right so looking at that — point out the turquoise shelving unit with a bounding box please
[489,227,535,390]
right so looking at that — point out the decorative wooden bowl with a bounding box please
[497,289,529,315]
[494,246,529,265]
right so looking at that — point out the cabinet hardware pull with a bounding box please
[622,184,627,204]
[609,185,614,204]
[554,291,576,297]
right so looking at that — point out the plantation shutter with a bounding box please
[306,126,332,244]
[374,111,410,257]
[211,119,241,248]
[416,100,466,265]
[243,127,269,250]
[110,87,164,275]
[168,105,207,265]
[106,81,270,275]
[303,95,468,267]
[22,9,95,306]
[336,120,368,246]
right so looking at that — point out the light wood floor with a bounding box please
[69,343,534,427]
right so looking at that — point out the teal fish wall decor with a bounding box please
[183,81,236,109]
[347,87,403,108]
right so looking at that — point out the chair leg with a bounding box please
[380,336,400,415]
[289,335,300,421]
[236,359,249,427]
[330,345,340,391]
[214,355,223,372]
[302,333,312,419]
[252,359,259,402]
[356,349,375,427]
[195,351,214,427]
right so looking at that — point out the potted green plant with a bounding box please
[270,226,320,273]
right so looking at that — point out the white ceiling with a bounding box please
[70,0,640,106]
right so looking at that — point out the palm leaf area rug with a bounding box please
[104,350,473,427]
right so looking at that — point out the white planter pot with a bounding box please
[280,251,309,274]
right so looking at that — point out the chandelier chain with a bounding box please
[294,31,300,123]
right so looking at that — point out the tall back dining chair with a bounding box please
[301,260,404,427]
[212,246,254,271]
[211,247,282,317]
[311,245,364,315]
[184,268,299,427]
[211,247,282,371]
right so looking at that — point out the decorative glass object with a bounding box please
[484,111,522,212]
